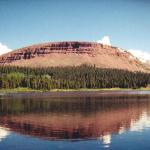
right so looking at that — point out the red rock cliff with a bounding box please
[0,41,147,72]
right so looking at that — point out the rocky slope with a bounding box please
[0,41,148,72]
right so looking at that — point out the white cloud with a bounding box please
[128,49,150,63]
[97,36,150,63]
[97,36,111,46]
[0,43,12,56]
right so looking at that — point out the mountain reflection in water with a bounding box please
[0,92,150,148]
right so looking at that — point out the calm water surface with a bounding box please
[0,91,150,150]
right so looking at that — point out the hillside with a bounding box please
[0,41,148,72]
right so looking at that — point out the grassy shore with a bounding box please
[0,87,150,94]
[0,88,43,94]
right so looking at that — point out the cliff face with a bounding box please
[0,41,147,72]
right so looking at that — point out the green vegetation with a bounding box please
[0,87,150,94]
[0,65,150,91]
[0,87,42,93]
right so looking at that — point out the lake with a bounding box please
[0,91,150,150]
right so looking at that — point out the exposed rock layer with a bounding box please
[0,41,148,72]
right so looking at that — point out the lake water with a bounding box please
[0,91,150,150]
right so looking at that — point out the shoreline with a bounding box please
[0,87,150,94]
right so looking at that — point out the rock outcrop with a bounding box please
[0,41,148,72]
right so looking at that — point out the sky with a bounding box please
[0,0,150,58]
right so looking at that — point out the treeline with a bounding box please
[0,65,149,90]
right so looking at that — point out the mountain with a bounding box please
[0,41,149,72]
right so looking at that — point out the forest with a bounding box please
[0,65,149,90]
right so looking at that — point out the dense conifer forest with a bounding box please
[0,65,149,90]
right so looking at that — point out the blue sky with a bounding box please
[0,0,150,51]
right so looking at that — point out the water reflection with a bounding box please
[100,134,111,148]
[0,127,10,142]
[0,92,150,148]
[130,112,150,132]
